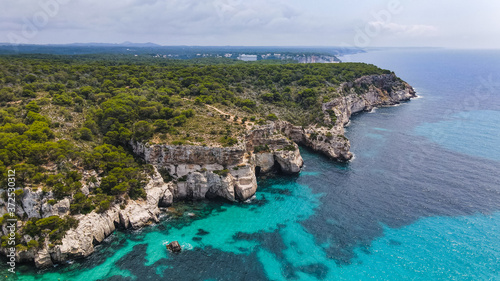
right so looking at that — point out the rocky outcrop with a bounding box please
[129,117,307,203]
[3,167,175,268]
[47,208,120,267]
[132,142,246,168]
[118,168,174,230]
[0,73,415,268]
[257,73,416,161]
[327,73,416,126]
[131,141,260,202]
[167,241,182,252]
[317,73,415,160]
[246,122,304,174]
[21,189,43,219]
[41,199,70,218]
[128,74,413,203]
[274,148,303,173]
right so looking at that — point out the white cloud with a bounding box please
[367,21,438,37]
[1,0,499,47]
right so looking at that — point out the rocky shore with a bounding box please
[0,73,415,267]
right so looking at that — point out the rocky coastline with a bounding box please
[0,73,415,268]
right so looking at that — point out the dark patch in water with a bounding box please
[192,236,202,241]
[233,227,287,260]
[359,244,371,255]
[281,260,299,280]
[298,263,329,280]
[113,243,267,281]
[389,239,402,246]
[237,247,249,253]
[196,229,210,236]
[267,188,292,196]
[101,276,133,281]
[231,226,321,279]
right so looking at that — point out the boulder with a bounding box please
[167,241,182,253]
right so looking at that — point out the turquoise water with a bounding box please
[11,166,500,281]
[4,49,500,280]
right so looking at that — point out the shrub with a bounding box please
[22,89,36,98]
[213,169,229,177]
[219,136,238,147]
[310,132,318,141]
[25,101,40,113]
[133,121,154,141]
[172,114,187,126]
[266,113,278,121]
[52,93,74,106]
[154,119,170,133]
[325,109,337,124]
[79,127,93,141]
[254,144,270,153]
[97,200,111,213]
[158,168,173,183]
[27,239,39,249]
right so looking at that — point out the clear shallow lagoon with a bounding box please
[5,49,500,280]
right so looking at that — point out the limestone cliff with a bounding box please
[0,168,174,267]
[0,73,414,268]
[129,124,304,202]
[276,73,416,161]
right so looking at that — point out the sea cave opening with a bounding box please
[255,166,261,176]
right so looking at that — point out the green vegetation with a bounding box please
[213,169,230,177]
[158,168,173,183]
[282,144,296,151]
[1,215,78,248]
[254,144,270,153]
[325,109,337,124]
[0,54,391,245]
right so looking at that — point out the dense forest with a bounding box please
[0,55,391,249]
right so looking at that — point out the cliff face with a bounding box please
[131,142,251,202]
[0,73,414,268]
[0,168,174,268]
[327,74,416,125]
[293,73,415,161]
[246,122,304,174]
[130,124,304,203]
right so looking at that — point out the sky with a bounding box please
[1,0,499,48]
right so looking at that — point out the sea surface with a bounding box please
[4,49,500,280]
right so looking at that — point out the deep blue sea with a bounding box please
[5,49,500,280]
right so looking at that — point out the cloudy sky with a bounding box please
[2,0,499,48]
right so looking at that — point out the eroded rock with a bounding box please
[167,241,182,252]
